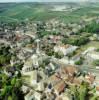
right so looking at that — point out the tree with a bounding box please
[46,50,54,56]
[2,74,8,85]
[70,85,79,100]
[75,59,83,65]
[0,55,6,65]
[0,46,11,66]
[80,21,99,34]
[93,60,99,66]
[11,78,16,86]
[79,82,88,100]
[0,66,23,100]
[70,82,88,100]
[8,96,12,100]
[62,36,89,46]
[90,95,99,100]
[54,52,64,59]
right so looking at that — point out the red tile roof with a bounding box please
[73,77,82,85]
[61,65,78,76]
[85,74,95,84]
[96,86,99,91]
[49,74,61,86]
[54,81,66,94]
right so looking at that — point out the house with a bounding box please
[16,35,32,47]
[73,77,83,85]
[54,44,78,56]
[31,70,38,85]
[94,79,99,95]
[59,57,70,65]
[0,32,14,40]
[31,53,48,68]
[59,53,81,65]
[21,70,45,92]
[25,90,35,100]
[60,65,78,77]
[22,70,43,86]
[45,63,56,76]
[45,62,59,74]
[25,91,41,100]
[10,56,20,66]
[31,54,39,67]
[60,93,72,100]
[22,58,34,73]
[46,92,56,100]
[89,34,98,41]
[35,82,45,92]
[58,65,78,83]
[22,70,38,85]
[3,66,18,77]
[70,53,81,65]
[72,28,79,33]
[48,74,61,86]
[56,97,62,100]
[21,85,29,94]
[82,47,99,61]
[85,73,96,84]
[86,51,99,60]
[33,92,42,100]
[82,47,96,55]
[17,51,25,60]
[22,44,35,53]
[48,35,63,43]
[25,31,37,39]
[49,63,56,70]
[22,53,48,73]
[53,80,66,95]
[17,49,31,61]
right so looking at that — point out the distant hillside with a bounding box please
[0,3,99,23]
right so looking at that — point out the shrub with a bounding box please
[93,60,99,66]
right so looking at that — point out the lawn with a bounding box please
[81,41,99,51]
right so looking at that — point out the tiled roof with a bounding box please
[54,80,65,94]
[61,65,78,75]
[49,74,61,86]
[73,77,82,85]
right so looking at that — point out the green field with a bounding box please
[81,41,99,51]
[0,3,99,23]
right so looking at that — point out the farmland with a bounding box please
[0,2,99,23]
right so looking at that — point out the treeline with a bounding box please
[62,36,89,46]
[80,21,99,34]
[0,45,24,100]
[0,46,11,66]
[0,75,23,100]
